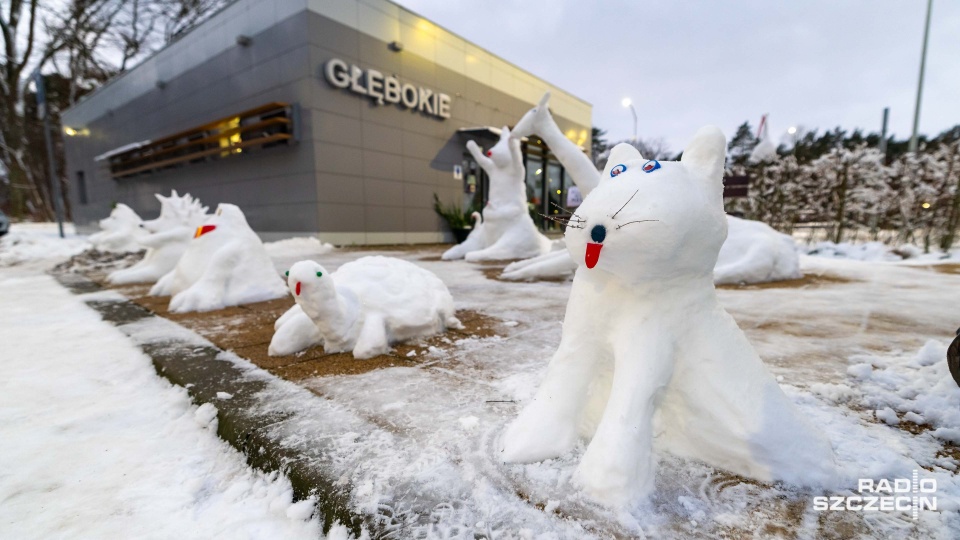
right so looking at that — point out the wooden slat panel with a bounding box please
[112,117,291,172]
[124,102,290,153]
[107,102,294,179]
[112,133,291,178]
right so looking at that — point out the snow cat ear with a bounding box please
[602,143,644,179]
[681,125,726,187]
[499,125,511,141]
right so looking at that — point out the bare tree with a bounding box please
[0,0,230,219]
[0,0,54,217]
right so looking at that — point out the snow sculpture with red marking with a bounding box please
[88,203,148,253]
[108,191,208,284]
[441,126,551,261]
[150,203,287,313]
[500,130,836,506]
[274,257,462,359]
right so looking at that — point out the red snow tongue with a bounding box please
[585,242,603,269]
[194,224,216,238]
[295,282,301,296]
[585,224,606,269]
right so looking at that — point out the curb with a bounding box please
[54,272,366,537]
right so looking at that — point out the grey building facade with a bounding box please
[61,0,592,244]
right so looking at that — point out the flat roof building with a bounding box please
[62,0,592,244]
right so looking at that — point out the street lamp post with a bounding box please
[32,69,65,238]
[909,0,934,154]
[621,98,637,142]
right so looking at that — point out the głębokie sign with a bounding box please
[324,58,452,120]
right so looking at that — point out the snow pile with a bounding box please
[714,216,801,285]
[0,223,89,267]
[150,203,287,313]
[273,257,461,359]
[108,191,208,284]
[88,203,147,252]
[442,126,551,261]
[0,272,319,538]
[264,236,335,258]
[807,241,903,261]
[839,340,960,443]
[807,241,958,262]
[503,216,801,284]
[501,135,835,506]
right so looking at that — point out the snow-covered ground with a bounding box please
[270,249,960,538]
[804,239,960,262]
[0,222,89,267]
[0,227,322,538]
[3,223,960,538]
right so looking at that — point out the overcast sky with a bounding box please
[393,0,960,153]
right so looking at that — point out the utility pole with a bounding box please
[33,69,65,238]
[909,0,934,154]
[879,107,890,156]
[622,98,637,142]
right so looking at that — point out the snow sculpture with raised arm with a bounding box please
[500,131,835,507]
[150,203,287,313]
[504,94,801,285]
[88,204,147,252]
[512,93,600,196]
[441,126,550,261]
[108,191,208,284]
[281,257,463,359]
[501,93,601,277]
[748,115,778,164]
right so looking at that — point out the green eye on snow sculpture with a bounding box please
[316,271,323,277]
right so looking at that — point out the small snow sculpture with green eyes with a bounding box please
[274,256,462,359]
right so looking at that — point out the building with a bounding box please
[61,0,592,244]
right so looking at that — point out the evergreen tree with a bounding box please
[727,122,757,166]
[591,126,608,169]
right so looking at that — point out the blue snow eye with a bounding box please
[642,160,661,173]
[610,164,627,177]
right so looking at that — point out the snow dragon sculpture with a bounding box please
[88,203,147,253]
[150,203,287,313]
[108,191,208,285]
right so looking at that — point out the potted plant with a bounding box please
[433,194,478,244]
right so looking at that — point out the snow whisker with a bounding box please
[615,219,659,230]
[610,190,639,219]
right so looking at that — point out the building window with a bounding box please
[76,171,88,204]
